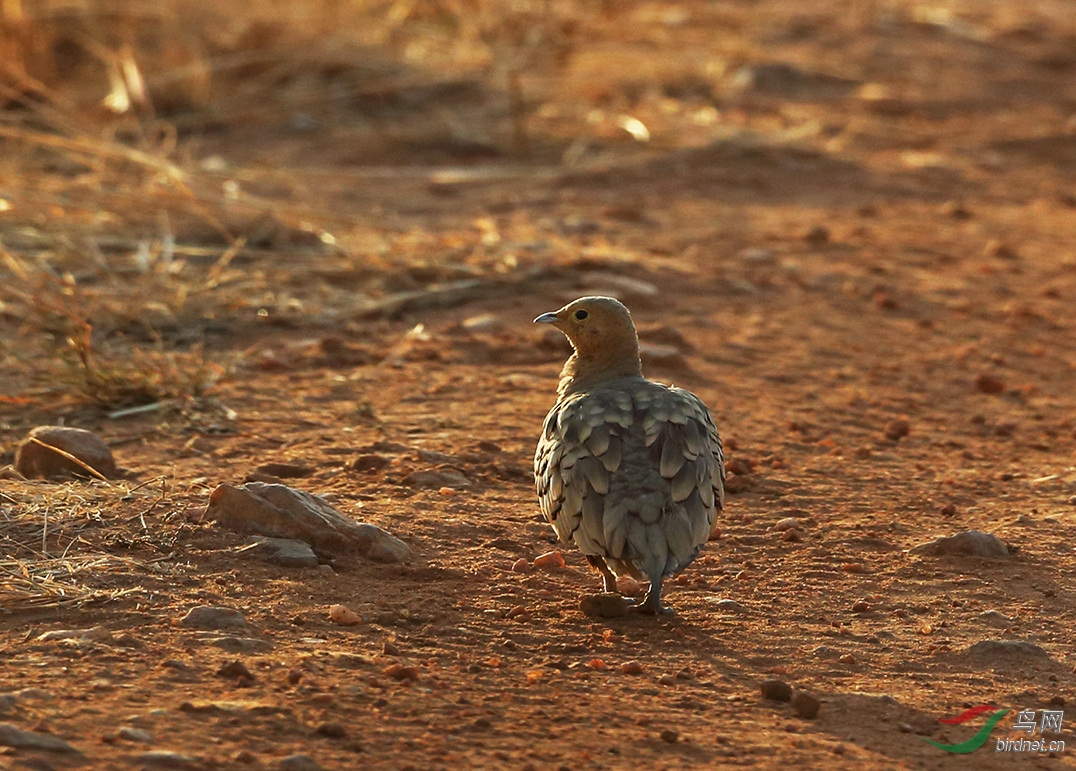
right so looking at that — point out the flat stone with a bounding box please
[0,723,79,753]
[246,536,319,568]
[402,469,471,489]
[714,599,746,613]
[139,750,198,768]
[909,530,1009,558]
[966,639,1049,658]
[14,426,116,480]
[37,626,114,643]
[978,610,1011,627]
[277,755,324,771]
[117,726,153,744]
[250,463,312,479]
[205,482,413,563]
[176,606,247,630]
[208,637,274,653]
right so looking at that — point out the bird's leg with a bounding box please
[585,554,619,594]
[630,578,675,615]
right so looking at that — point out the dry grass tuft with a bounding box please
[0,484,172,613]
[59,322,228,409]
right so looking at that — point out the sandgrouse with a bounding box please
[534,296,725,614]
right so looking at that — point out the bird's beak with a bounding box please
[533,311,559,325]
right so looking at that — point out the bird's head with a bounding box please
[534,296,642,391]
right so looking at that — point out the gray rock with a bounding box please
[714,599,746,613]
[246,536,319,568]
[966,639,1049,658]
[208,637,274,653]
[118,726,153,744]
[14,426,116,480]
[139,750,198,768]
[978,610,1011,627]
[177,606,247,630]
[0,723,79,753]
[909,530,1009,558]
[205,482,412,563]
[812,645,841,659]
[402,469,471,489]
[37,626,114,642]
[277,755,323,771]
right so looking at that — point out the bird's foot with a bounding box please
[628,585,675,615]
[629,601,675,615]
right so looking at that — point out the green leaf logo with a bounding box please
[924,707,1010,753]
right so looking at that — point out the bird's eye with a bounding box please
[574,310,589,320]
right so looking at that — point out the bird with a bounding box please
[533,296,725,614]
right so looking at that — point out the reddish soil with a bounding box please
[1,1,1076,769]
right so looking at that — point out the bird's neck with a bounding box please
[557,344,643,398]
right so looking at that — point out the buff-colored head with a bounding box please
[534,296,642,393]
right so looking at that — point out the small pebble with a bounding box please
[780,528,803,542]
[883,418,910,441]
[315,722,347,738]
[175,606,246,630]
[511,558,531,573]
[383,664,419,681]
[803,225,830,245]
[533,550,565,569]
[714,599,745,613]
[773,518,799,532]
[117,726,153,744]
[851,600,870,613]
[277,756,323,771]
[940,200,972,219]
[975,373,1005,394]
[217,660,254,682]
[328,604,362,626]
[138,751,197,768]
[984,238,1019,260]
[760,679,793,702]
[839,653,857,664]
[979,610,1010,626]
[725,457,754,476]
[792,692,821,719]
[660,729,679,743]
[621,661,644,675]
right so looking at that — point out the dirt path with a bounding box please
[1,1,1075,769]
